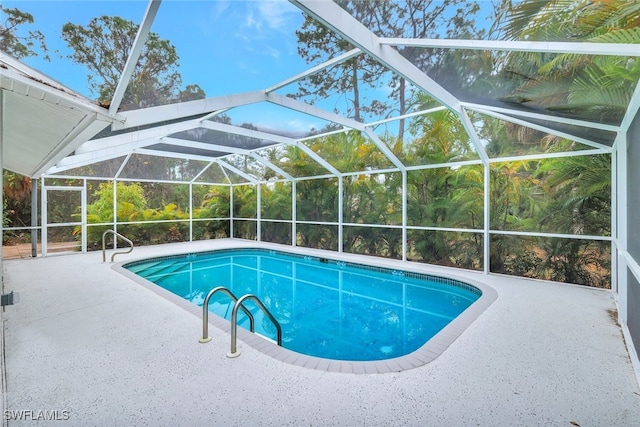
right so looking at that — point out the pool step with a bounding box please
[125,261,164,275]
[206,297,258,325]
[131,259,188,279]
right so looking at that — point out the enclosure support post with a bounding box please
[338,178,343,253]
[292,181,297,247]
[189,182,193,242]
[41,177,47,255]
[617,132,628,323]
[229,184,234,238]
[257,183,261,242]
[484,164,490,275]
[112,179,118,249]
[31,178,38,257]
[0,90,3,266]
[402,170,407,262]
[611,149,618,293]
[81,179,87,253]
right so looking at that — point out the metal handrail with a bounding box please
[102,230,134,263]
[227,294,282,358]
[199,286,255,343]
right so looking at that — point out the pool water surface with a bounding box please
[124,249,481,361]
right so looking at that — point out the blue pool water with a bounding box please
[124,249,480,361]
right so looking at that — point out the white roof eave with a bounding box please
[1,53,119,177]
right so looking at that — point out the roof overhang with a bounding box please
[0,52,119,177]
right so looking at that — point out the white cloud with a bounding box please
[265,46,281,59]
[195,1,233,37]
[257,0,299,31]
[247,117,322,138]
[244,10,262,31]
[286,119,320,133]
[213,1,230,21]
[241,0,299,35]
[230,0,300,61]
[235,61,260,76]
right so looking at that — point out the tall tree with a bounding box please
[499,0,640,123]
[293,16,378,123]
[0,5,48,60]
[293,0,485,138]
[61,15,205,109]
[485,0,629,285]
[2,171,33,244]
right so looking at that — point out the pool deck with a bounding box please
[2,239,640,426]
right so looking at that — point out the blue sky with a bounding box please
[4,0,476,136]
[3,0,337,134]
[6,0,308,97]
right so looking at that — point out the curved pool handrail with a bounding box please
[102,230,134,263]
[227,293,282,358]
[199,286,254,344]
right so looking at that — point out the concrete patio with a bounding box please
[2,239,639,426]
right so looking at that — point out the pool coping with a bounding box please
[112,241,498,374]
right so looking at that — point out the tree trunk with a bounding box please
[351,59,361,122]
[398,78,406,144]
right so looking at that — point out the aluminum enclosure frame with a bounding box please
[1,0,638,383]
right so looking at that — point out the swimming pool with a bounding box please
[123,247,491,366]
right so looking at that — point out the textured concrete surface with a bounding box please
[2,239,640,426]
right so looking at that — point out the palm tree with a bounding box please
[260,182,293,245]
[2,171,33,245]
[195,185,231,239]
[500,0,640,124]
[492,0,633,286]
[404,108,484,266]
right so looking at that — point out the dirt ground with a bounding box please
[1,242,77,259]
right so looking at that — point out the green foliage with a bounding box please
[408,230,483,270]
[61,15,204,108]
[537,154,611,235]
[500,0,640,123]
[178,84,207,102]
[297,224,338,251]
[306,131,392,172]
[233,185,257,219]
[261,182,292,220]
[80,182,234,247]
[86,182,146,224]
[297,178,338,223]
[0,5,48,60]
[85,182,190,247]
[293,0,485,125]
[199,186,230,218]
[2,171,32,239]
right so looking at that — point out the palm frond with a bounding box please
[504,75,573,106]
[599,1,640,30]
[538,53,591,74]
[503,0,581,41]
[591,26,640,44]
